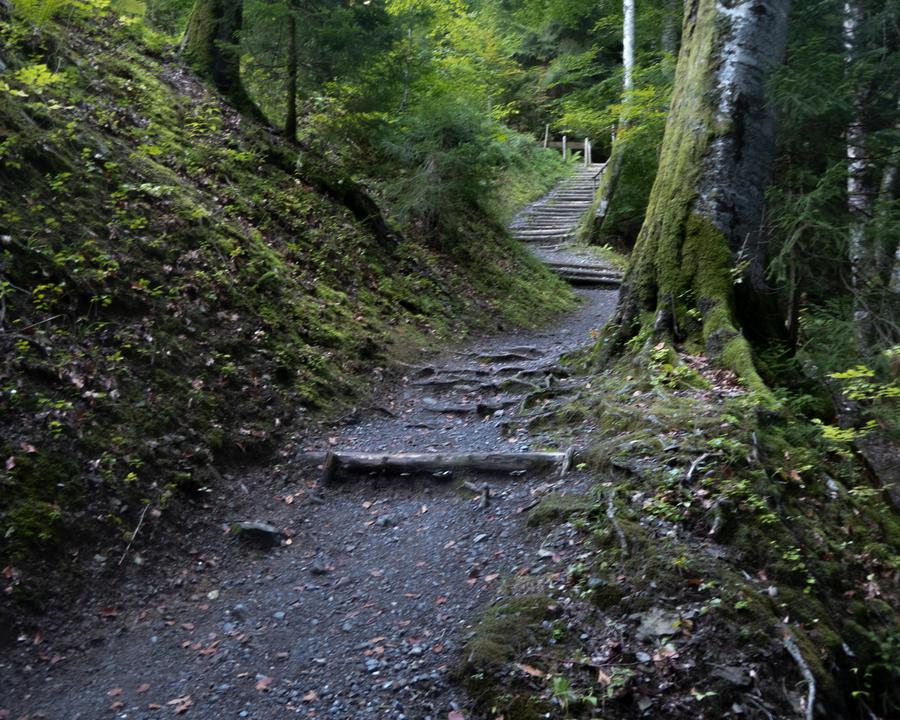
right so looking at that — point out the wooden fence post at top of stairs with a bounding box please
[542,133,593,166]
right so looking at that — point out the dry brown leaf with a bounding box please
[255,676,274,691]
[109,701,125,710]
[302,690,318,702]
[516,663,544,677]
[107,687,123,697]
[136,683,151,694]
[448,711,466,720]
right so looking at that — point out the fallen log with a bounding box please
[303,451,577,481]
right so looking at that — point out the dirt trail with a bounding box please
[1,176,619,720]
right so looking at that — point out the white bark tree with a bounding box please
[843,0,875,349]
[595,0,635,222]
[604,0,791,394]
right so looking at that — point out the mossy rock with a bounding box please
[458,594,551,695]
[526,493,593,527]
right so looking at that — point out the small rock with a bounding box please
[231,603,248,621]
[473,533,488,544]
[273,611,286,621]
[375,515,398,528]
[635,607,680,640]
[635,651,651,663]
[235,521,282,547]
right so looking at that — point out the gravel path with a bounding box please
[1,177,619,720]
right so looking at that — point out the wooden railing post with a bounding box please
[562,135,567,160]
[543,124,549,149]
[584,138,589,167]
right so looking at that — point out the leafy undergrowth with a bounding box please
[461,351,899,718]
[0,8,575,630]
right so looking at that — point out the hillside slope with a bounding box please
[0,7,574,626]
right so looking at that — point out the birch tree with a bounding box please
[843,0,875,349]
[603,0,791,395]
[593,0,635,222]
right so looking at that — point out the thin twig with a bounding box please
[745,695,775,720]
[118,504,151,566]
[12,314,63,334]
[784,634,816,720]
[685,453,708,483]
[606,489,628,554]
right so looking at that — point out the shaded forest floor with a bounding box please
[0,286,617,720]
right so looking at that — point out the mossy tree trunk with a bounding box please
[284,8,298,143]
[183,0,260,117]
[589,0,635,240]
[604,0,790,393]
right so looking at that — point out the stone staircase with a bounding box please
[510,164,624,287]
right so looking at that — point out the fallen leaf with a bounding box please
[302,690,318,702]
[436,596,447,605]
[1,567,12,580]
[448,712,466,720]
[167,696,192,710]
[99,607,118,619]
[148,703,161,710]
[136,683,151,694]
[109,701,125,710]
[484,574,499,583]
[107,688,123,697]
[255,676,274,691]
[369,569,383,578]
[181,623,195,631]
[20,443,37,454]
[516,663,544,677]
[33,630,43,646]
[5,456,15,470]
[362,501,373,509]
[284,495,294,505]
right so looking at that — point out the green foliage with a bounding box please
[11,0,109,26]
[0,7,575,614]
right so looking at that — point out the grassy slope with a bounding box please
[0,9,575,622]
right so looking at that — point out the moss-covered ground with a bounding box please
[460,349,899,718]
[0,8,575,628]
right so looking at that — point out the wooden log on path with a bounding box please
[300,451,579,482]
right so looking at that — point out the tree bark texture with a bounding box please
[284,10,298,143]
[843,0,875,349]
[183,0,259,116]
[589,0,636,239]
[606,0,790,390]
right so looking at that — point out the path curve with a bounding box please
[1,173,618,720]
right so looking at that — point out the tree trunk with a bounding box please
[843,0,875,351]
[604,0,790,394]
[284,9,298,143]
[661,0,680,54]
[183,0,259,116]
[590,0,635,236]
